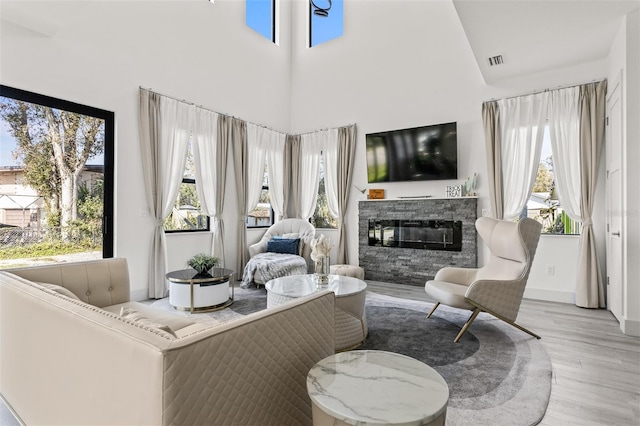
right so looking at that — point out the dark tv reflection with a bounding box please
[366,122,457,183]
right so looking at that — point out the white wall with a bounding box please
[607,10,640,335]
[1,0,627,307]
[0,0,292,300]
[288,0,609,302]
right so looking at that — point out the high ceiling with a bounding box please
[453,0,639,84]
[1,0,639,84]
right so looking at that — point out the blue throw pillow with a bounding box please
[266,238,300,255]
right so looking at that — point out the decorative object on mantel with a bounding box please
[445,185,463,198]
[398,195,432,199]
[186,253,220,275]
[464,173,479,196]
[310,235,333,286]
[368,189,385,199]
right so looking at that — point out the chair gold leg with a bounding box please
[426,302,440,318]
[454,308,482,343]
[507,321,541,339]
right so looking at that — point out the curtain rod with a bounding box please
[139,86,355,136]
[295,123,356,137]
[139,86,287,135]
[484,78,606,103]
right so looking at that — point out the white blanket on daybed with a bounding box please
[241,253,308,288]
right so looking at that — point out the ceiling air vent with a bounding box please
[487,55,504,66]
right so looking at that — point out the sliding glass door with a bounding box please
[0,85,114,268]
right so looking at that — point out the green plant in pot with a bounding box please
[187,253,219,275]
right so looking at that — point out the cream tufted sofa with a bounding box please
[0,258,335,426]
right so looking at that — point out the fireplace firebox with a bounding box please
[368,219,462,251]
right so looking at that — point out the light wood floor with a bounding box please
[367,281,640,426]
[2,283,638,425]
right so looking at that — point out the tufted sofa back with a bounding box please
[5,257,130,307]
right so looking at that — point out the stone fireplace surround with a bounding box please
[359,197,477,286]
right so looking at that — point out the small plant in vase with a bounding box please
[187,253,219,276]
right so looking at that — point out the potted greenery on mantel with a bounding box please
[187,253,220,276]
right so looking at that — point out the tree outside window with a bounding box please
[0,86,114,267]
[163,140,209,232]
[312,154,337,229]
[247,162,274,228]
[526,125,580,235]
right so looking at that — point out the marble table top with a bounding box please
[265,274,366,298]
[307,350,449,425]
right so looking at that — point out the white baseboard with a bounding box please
[523,288,575,304]
[621,318,640,337]
[130,288,150,302]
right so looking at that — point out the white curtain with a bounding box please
[139,91,193,298]
[193,108,228,265]
[548,86,581,221]
[299,130,327,220]
[263,130,287,220]
[498,93,548,220]
[322,128,340,219]
[246,123,268,215]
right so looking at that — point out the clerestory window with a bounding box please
[246,0,278,44]
[309,0,344,47]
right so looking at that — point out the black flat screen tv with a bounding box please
[366,122,457,183]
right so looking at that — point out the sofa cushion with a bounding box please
[119,307,178,338]
[39,283,81,301]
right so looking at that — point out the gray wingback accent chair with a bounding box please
[425,216,542,342]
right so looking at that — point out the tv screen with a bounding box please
[366,122,457,183]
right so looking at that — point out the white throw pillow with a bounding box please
[39,283,81,301]
[119,307,177,338]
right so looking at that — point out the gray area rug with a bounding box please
[152,286,551,425]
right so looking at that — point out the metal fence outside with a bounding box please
[0,226,101,248]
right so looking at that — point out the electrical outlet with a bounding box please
[546,265,555,276]
[139,208,149,217]
[482,209,490,217]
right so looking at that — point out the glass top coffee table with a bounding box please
[265,274,368,351]
[166,268,234,313]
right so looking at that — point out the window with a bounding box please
[164,140,209,232]
[0,85,114,266]
[246,0,277,44]
[309,0,343,47]
[247,162,274,228]
[525,124,580,235]
[312,154,338,229]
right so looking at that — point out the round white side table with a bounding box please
[307,350,449,426]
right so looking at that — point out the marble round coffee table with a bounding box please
[307,350,449,426]
[265,274,367,351]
